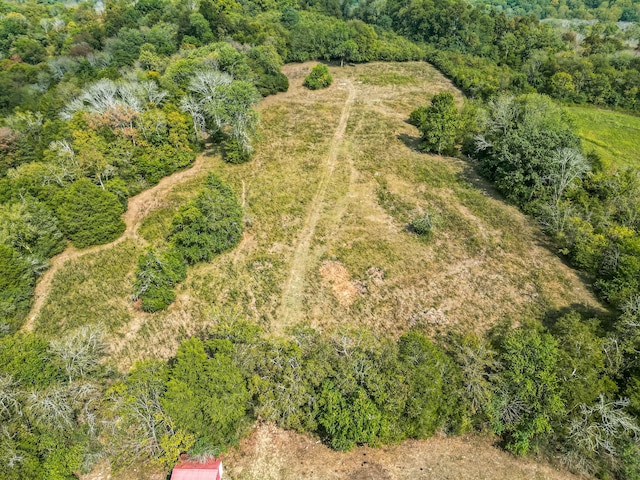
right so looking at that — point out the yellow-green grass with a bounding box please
[34,62,605,369]
[36,240,140,336]
[568,105,640,169]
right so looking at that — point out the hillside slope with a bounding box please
[34,61,605,369]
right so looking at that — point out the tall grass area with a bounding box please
[568,105,640,169]
[36,240,140,335]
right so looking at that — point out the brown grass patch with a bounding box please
[319,260,360,307]
[223,423,582,480]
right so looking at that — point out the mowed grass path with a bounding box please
[568,105,640,169]
[35,62,605,369]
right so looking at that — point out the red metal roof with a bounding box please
[170,458,222,480]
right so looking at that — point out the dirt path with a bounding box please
[275,81,356,333]
[22,152,213,332]
[226,423,584,480]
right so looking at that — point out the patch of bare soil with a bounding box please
[224,423,582,480]
[319,260,361,307]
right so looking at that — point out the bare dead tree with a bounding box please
[546,148,590,207]
[569,395,640,456]
[50,325,107,382]
[0,375,21,420]
[26,385,75,429]
[187,70,232,103]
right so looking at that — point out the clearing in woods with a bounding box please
[33,61,597,480]
[34,61,605,368]
[568,104,640,169]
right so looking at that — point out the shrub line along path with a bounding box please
[22,152,213,333]
[22,76,359,337]
[275,80,356,334]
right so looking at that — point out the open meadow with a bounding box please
[12,61,606,480]
[568,104,640,169]
[32,62,606,370]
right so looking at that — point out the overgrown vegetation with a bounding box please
[0,326,106,480]
[2,0,640,478]
[303,64,333,90]
[380,0,640,113]
[410,92,460,155]
[6,313,640,478]
[133,173,242,312]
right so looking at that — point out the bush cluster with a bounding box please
[100,311,640,479]
[303,64,333,90]
[4,306,640,479]
[133,174,243,311]
[409,212,434,237]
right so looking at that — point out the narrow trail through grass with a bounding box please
[276,81,356,333]
[22,151,213,332]
[33,62,605,367]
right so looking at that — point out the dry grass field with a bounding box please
[44,61,605,480]
[223,423,583,480]
[88,422,583,480]
[32,61,605,370]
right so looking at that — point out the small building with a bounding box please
[170,457,223,480]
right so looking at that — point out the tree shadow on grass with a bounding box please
[397,132,421,152]
[455,156,505,203]
[454,157,609,312]
[542,303,617,330]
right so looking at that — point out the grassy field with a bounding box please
[36,240,139,336]
[33,61,605,370]
[568,105,640,169]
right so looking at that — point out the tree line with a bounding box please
[2,312,639,479]
[407,89,640,478]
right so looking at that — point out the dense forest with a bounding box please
[1,0,640,479]
[468,0,640,22]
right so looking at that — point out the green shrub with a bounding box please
[493,327,564,455]
[162,338,250,451]
[133,248,187,312]
[409,212,433,237]
[254,71,289,96]
[303,64,332,90]
[169,174,243,264]
[139,282,176,312]
[398,331,459,438]
[0,333,64,386]
[53,178,125,249]
[133,174,242,312]
[222,137,252,164]
[473,94,582,207]
[0,244,36,332]
[414,92,461,155]
[318,382,384,450]
[0,198,65,261]
[104,177,130,210]
[408,106,428,127]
